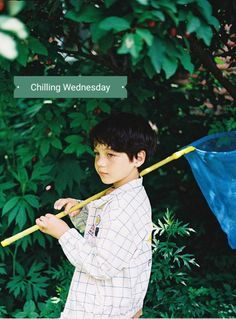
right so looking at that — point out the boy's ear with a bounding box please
[134,150,146,167]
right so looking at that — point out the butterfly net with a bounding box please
[184,131,236,249]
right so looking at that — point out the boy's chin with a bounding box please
[99,177,114,185]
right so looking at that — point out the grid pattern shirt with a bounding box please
[59,177,153,319]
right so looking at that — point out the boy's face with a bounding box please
[94,144,139,188]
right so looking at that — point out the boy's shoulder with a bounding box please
[102,180,148,210]
[88,178,149,212]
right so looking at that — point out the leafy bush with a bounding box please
[144,210,236,318]
[0,0,235,317]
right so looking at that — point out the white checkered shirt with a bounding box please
[59,177,153,319]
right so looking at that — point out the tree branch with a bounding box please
[57,48,123,74]
[189,37,236,101]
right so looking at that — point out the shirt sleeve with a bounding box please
[69,205,88,233]
[59,209,136,280]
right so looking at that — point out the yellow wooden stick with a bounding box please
[0,146,195,247]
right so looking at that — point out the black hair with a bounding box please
[89,112,157,165]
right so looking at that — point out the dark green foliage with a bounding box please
[144,211,236,318]
[0,0,235,317]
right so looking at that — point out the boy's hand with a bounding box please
[36,214,70,239]
[54,198,80,217]
[133,309,142,318]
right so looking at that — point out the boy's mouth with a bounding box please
[98,171,108,176]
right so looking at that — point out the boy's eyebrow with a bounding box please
[94,146,113,151]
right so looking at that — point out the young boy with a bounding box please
[36,112,157,319]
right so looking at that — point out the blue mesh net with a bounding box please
[184,131,236,249]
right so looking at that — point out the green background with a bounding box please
[0,0,235,318]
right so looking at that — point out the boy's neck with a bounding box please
[113,169,140,189]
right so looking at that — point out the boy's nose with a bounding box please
[96,157,106,167]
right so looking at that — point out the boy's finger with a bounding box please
[36,217,46,227]
[54,198,77,210]
[45,213,53,218]
[69,210,80,217]
[64,202,78,212]
[54,198,68,210]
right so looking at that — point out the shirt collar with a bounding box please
[90,177,143,208]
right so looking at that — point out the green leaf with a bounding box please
[150,0,160,9]
[214,57,225,65]
[118,33,143,59]
[51,137,62,149]
[155,0,177,13]
[208,15,220,30]
[40,139,50,157]
[197,24,213,46]
[18,167,28,183]
[99,102,111,113]
[0,263,6,275]
[53,158,85,195]
[15,203,27,229]
[21,235,33,252]
[24,194,39,208]
[148,37,165,73]
[2,196,20,215]
[136,0,148,5]
[33,231,46,248]
[0,181,16,191]
[137,12,155,23]
[152,10,165,21]
[196,0,219,30]
[8,205,20,226]
[8,1,25,16]
[136,28,154,46]
[86,99,98,112]
[99,17,130,32]
[144,57,156,79]
[6,275,25,298]
[16,40,29,66]
[68,112,86,128]
[31,163,53,181]
[24,300,36,313]
[196,0,212,20]
[64,135,83,144]
[162,55,178,79]
[178,49,194,73]
[176,0,193,3]
[0,16,28,39]
[64,135,84,155]
[0,31,17,60]
[65,6,103,23]
[186,14,201,34]
[28,36,48,56]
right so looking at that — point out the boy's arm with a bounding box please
[58,208,138,280]
[54,198,88,233]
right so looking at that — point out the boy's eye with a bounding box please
[107,153,115,158]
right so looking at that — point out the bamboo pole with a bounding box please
[1,146,195,247]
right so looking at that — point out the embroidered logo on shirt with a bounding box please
[95,227,99,236]
[88,225,95,236]
[95,215,101,236]
[95,215,101,226]
[87,215,101,237]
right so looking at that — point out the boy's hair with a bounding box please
[89,112,157,165]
